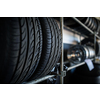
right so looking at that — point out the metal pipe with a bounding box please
[94,32,96,57]
[67,62,85,71]
[72,17,100,39]
[55,19,88,38]
[72,17,94,34]
[25,75,55,84]
[80,32,81,45]
[95,34,100,39]
[60,17,64,84]
[67,58,94,71]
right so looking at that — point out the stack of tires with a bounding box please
[66,17,100,37]
[0,17,62,84]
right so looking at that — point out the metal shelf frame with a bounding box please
[25,75,55,84]
[25,59,94,84]
[25,17,99,84]
[72,17,100,39]
[72,17,100,59]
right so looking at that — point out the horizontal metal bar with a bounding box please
[25,75,55,84]
[72,17,100,39]
[67,62,85,71]
[67,59,94,71]
[95,34,100,39]
[72,17,94,34]
[55,19,88,38]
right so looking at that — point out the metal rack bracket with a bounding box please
[59,71,66,77]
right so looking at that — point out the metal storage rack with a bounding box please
[25,17,100,84]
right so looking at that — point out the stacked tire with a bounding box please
[0,17,62,84]
[66,17,100,37]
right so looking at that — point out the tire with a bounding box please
[0,17,42,83]
[81,38,100,56]
[29,17,62,80]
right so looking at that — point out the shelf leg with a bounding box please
[94,32,96,59]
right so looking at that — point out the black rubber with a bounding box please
[29,17,62,80]
[0,17,42,84]
[40,18,62,77]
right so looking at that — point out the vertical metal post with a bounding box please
[80,33,81,45]
[60,17,64,84]
[94,32,96,59]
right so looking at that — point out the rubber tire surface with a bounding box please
[0,17,42,83]
[29,17,62,80]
